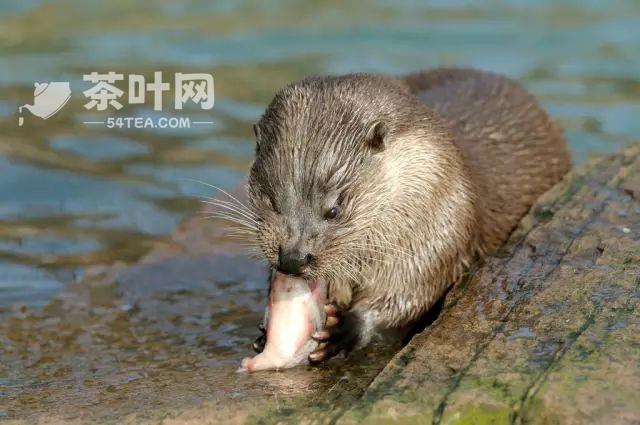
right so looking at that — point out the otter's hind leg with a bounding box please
[252,323,267,353]
[252,270,272,353]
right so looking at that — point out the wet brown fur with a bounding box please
[247,68,570,345]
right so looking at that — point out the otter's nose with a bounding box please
[277,247,312,275]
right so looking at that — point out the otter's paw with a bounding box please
[252,323,267,353]
[309,305,359,363]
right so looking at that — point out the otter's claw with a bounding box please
[312,304,341,342]
[309,304,358,363]
[252,323,267,353]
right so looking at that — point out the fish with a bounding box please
[238,272,326,372]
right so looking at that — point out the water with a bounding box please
[1,0,639,308]
[0,1,638,420]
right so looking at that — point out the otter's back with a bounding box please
[404,68,570,251]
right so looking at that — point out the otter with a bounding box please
[245,68,570,362]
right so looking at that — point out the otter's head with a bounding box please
[247,74,472,289]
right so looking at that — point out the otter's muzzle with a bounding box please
[277,247,313,275]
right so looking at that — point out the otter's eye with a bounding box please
[324,206,340,220]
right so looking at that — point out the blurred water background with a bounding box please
[0,0,638,308]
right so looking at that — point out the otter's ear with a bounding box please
[365,121,387,152]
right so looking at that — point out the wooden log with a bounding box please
[334,144,640,425]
